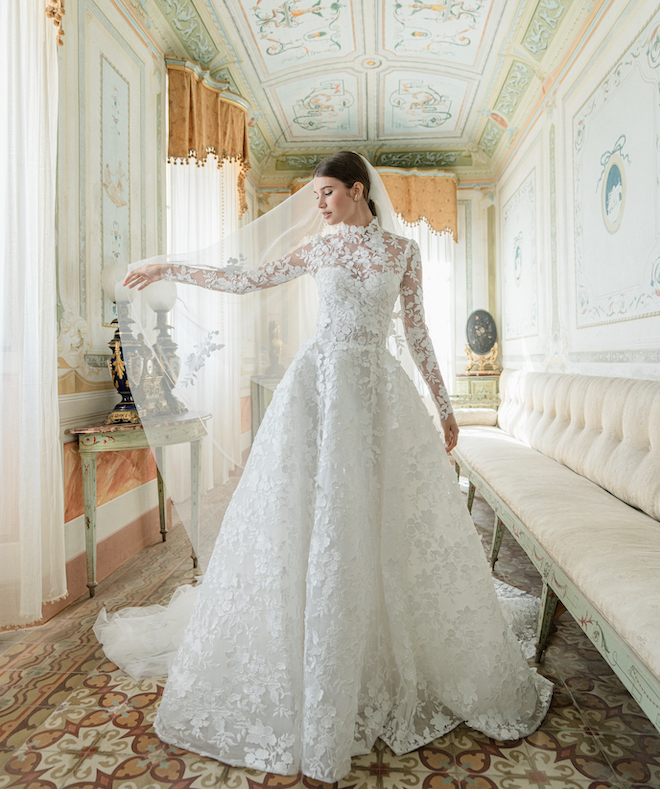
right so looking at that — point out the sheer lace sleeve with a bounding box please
[163,246,308,294]
[400,240,453,421]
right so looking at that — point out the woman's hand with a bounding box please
[123,263,167,290]
[442,413,459,453]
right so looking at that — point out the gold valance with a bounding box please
[379,170,457,240]
[290,168,457,240]
[167,64,251,216]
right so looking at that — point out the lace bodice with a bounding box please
[165,218,452,420]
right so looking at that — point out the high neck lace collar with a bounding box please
[339,217,381,239]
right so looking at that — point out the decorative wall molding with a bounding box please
[495,61,534,118]
[249,123,269,163]
[276,154,326,171]
[458,199,474,313]
[480,120,503,156]
[549,123,559,338]
[567,349,660,364]
[523,0,572,60]
[502,168,539,339]
[152,0,217,65]
[479,59,535,157]
[573,8,660,328]
[376,150,473,168]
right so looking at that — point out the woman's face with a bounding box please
[313,176,361,226]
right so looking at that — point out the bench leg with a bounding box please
[535,582,559,662]
[491,516,505,570]
[467,482,476,513]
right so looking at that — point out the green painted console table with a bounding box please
[66,415,208,597]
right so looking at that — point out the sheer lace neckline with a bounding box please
[339,218,382,240]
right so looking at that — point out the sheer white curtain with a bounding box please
[167,158,242,495]
[400,220,455,418]
[0,1,66,626]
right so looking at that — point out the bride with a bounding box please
[96,152,552,783]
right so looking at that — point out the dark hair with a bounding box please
[313,151,377,217]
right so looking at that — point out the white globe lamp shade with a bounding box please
[102,262,135,304]
[145,280,178,312]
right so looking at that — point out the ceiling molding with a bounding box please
[143,0,604,183]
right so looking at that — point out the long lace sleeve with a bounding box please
[163,247,307,294]
[400,240,453,421]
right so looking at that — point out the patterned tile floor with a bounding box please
[1,478,659,789]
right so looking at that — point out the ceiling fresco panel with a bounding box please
[273,73,363,140]
[236,0,358,75]
[380,70,470,137]
[381,0,499,69]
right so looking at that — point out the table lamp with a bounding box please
[143,281,187,417]
[101,263,147,424]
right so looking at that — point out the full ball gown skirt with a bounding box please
[96,229,553,783]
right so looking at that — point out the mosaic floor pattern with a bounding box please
[1,478,659,789]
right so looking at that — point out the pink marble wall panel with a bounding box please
[63,443,157,522]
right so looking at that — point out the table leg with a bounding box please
[190,439,201,569]
[155,447,167,542]
[81,452,98,598]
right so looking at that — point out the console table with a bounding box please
[452,371,501,409]
[66,415,208,597]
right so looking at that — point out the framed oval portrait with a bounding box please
[466,310,497,356]
[602,152,626,234]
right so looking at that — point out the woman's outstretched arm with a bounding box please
[123,246,309,294]
[400,239,459,452]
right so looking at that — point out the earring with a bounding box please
[354,195,358,202]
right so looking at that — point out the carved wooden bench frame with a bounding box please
[453,453,660,736]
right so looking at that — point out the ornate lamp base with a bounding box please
[105,404,140,424]
[105,316,144,425]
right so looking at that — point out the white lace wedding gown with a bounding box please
[95,219,552,782]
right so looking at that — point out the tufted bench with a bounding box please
[453,369,660,734]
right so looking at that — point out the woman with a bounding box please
[99,152,552,783]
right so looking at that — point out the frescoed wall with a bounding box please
[502,169,539,341]
[57,0,166,578]
[496,0,660,380]
[572,19,660,328]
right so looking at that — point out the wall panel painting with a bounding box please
[274,73,362,139]
[380,70,470,137]
[101,55,130,326]
[502,170,538,340]
[381,0,497,68]
[573,11,660,328]
[237,0,357,75]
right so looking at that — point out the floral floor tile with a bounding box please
[526,728,621,787]
[0,487,657,789]
[594,732,660,788]
[0,748,81,788]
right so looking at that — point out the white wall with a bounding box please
[495,0,660,380]
[455,189,491,374]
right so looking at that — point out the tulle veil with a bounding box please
[114,156,431,572]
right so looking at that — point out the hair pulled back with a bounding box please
[313,151,377,217]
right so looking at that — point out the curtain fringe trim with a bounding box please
[46,0,65,46]
[167,152,249,217]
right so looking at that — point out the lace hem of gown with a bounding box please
[94,579,552,782]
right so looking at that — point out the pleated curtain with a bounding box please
[165,158,243,499]
[0,0,67,627]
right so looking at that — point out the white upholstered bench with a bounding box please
[453,369,660,734]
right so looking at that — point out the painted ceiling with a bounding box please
[134,0,589,180]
